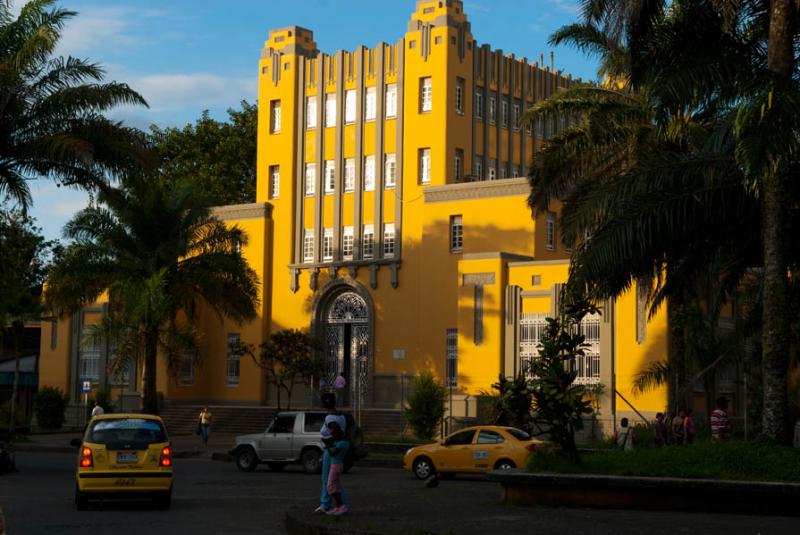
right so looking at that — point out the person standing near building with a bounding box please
[614,418,635,451]
[315,393,349,514]
[710,397,731,442]
[672,408,686,446]
[653,412,668,447]
[198,407,212,447]
[91,401,105,417]
[683,409,697,444]
[324,421,349,515]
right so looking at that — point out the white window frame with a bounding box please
[323,227,334,261]
[364,155,375,191]
[450,215,463,253]
[305,163,316,196]
[270,100,281,134]
[420,148,431,184]
[499,166,507,179]
[421,77,432,113]
[343,226,354,260]
[474,159,483,180]
[365,87,376,121]
[488,166,496,181]
[489,96,496,124]
[226,333,240,386]
[362,224,374,259]
[546,211,556,251]
[303,229,315,263]
[325,93,337,127]
[345,89,356,124]
[475,93,484,118]
[385,84,397,118]
[324,160,335,194]
[306,97,317,129]
[344,158,355,192]
[269,165,280,199]
[385,153,396,188]
[514,103,521,130]
[383,223,396,258]
[455,78,464,114]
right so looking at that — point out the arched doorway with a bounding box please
[321,291,371,409]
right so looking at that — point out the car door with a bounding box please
[259,413,296,460]
[471,430,506,471]
[436,429,476,472]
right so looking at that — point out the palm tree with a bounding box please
[0,0,148,208]
[44,175,260,413]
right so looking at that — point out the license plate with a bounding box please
[116,452,138,463]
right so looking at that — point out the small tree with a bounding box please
[34,386,67,430]
[404,371,446,441]
[240,329,323,410]
[530,297,597,461]
[481,374,533,430]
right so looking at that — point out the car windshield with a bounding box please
[506,428,531,441]
[87,418,167,449]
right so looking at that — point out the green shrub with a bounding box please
[34,386,67,429]
[404,371,446,441]
[0,401,28,429]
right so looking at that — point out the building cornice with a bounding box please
[211,202,272,221]
[508,258,570,267]
[424,177,529,203]
[462,252,533,261]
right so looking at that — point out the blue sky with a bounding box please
[11,0,598,241]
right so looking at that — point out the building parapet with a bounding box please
[211,202,272,222]
[424,177,529,203]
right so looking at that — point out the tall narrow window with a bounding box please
[270,100,281,133]
[454,149,463,182]
[306,97,317,129]
[474,159,483,179]
[362,225,374,259]
[365,87,376,121]
[226,333,240,386]
[323,228,334,261]
[385,153,396,188]
[455,77,464,114]
[546,211,556,251]
[419,148,431,184]
[180,350,194,386]
[474,286,484,345]
[344,158,355,192]
[501,100,509,127]
[514,103,521,130]
[489,96,496,123]
[345,89,356,124]
[475,93,484,118]
[450,215,463,253]
[499,165,507,179]
[305,163,316,196]
[446,329,458,387]
[385,84,397,118]
[324,160,335,194]
[325,93,337,127]
[343,226,354,260]
[420,77,432,112]
[303,229,315,263]
[269,165,280,199]
[383,223,396,258]
[488,166,496,180]
[364,155,375,191]
[512,165,520,177]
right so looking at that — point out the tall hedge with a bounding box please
[34,386,67,429]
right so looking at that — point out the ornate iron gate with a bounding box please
[324,292,370,409]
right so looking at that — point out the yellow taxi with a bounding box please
[72,413,173,510]
[403,425,543,479]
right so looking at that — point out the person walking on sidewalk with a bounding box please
[198,407,212,447]
[324,421,350,515]
[710,398,731,442]
[315,393,349,514]
[91,401,105,417]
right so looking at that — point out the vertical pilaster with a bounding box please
[333,51,345,261]
[395,40,405,259]
[314,56,326,263]
[374,44,386,259]
[503,285,522,376]
[293,59,307,264]
[354,47,366,260]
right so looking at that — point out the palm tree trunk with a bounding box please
[667,292,688,414]
[761,0,796,443]
[142,327,159,414]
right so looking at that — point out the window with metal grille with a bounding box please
[501,100,509,127]
[546,211,556,251]
[420,77,432,112]
[385,153,396,188]
[383,223,395,258]
[455,78,464,114]
[306,97,317,129]
[364,155,375,191]
[226,333,240,386]
[343,226,354,260]
[385,84,397,118]
[475,92,484,118]
[419,148,431,184]
[78,327,101,383]
[303,229,314,263]
[474,159,483,179]
[446,328,458,387]
[450,215,463,253]
[365,87,376,121]
[323,228,334,261]
[454,149,463,181]
[269,165,280,199]
[270,100,281,133]
[325,94,336,127]
[499,165,507,179]
[324,160,335,194]
[305,163,316,196]
[344,158,355,192]
[362,225,374,259]
[514,103,521,130]
[489,96,496,123]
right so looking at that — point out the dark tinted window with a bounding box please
[87,418,167,449]
[444,430,475,446]
[269,414,296,434]
[477,430,504,444]
[506,428,531,441]
[304,413,327,433]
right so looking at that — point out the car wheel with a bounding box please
[154,490,171,510]
[235,447,258,472]
[495,459,516,471]
[301,448,322,474]
[267,462,286,472]
[412,457,435,480]
[75,485,88,511]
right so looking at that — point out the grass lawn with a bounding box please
[529,439,800,483]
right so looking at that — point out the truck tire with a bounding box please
[235,447,258,472]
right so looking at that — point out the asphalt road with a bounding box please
[1,452,799,535]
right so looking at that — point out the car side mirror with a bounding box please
[70,438,81,447]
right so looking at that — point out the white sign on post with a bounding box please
[81,380,91,394]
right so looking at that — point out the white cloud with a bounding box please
[551,0,580,16]
[124,72,256,112]
[56,6,138,56]
[28,181,90,241]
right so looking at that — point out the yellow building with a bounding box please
[39,1,668,432]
